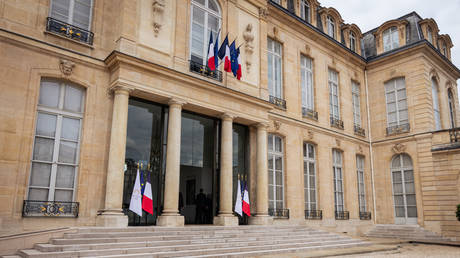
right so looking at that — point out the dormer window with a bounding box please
[327,16,335,38]
[300,0,310,23]
[427,27,433,44]
[350,31,356,52]
[442,42,447,56]
[383,26,399,52]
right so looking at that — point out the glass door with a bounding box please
[391,154,417,224]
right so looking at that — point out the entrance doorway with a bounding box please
[391,154,417,224]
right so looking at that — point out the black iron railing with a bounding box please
[335,211,349,220]
[330,116,344,129]
[46,17,94,45]
[268,208,290,218]
[189,60,223,82]
[302,107,318,120]
[22,200,79,217]
[354,124,365,137]
[386,123,410,136]
[449,127,460,143]
[359,211,372,220]
[269,96,287,109]
[305,210,322,220]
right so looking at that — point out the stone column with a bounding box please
[214,113,238,226]
[96,86,131,227]
[157,98,185,227]
[249,123,273,225]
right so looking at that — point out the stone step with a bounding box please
[365,224,451,241]
[19,238,365,257]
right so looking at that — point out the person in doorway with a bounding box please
[195,188,206,224]
[178,192,184,215]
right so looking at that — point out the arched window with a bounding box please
[190,0,221,65]
[391,154,417,224]
[303,143,316,211]
[349,31,356,52]
[28,79,85,202]
[383,26,399,52]
[300,0,310,23]
[441,42,447,56]
[448,89,456,128]
[427,26,433,44]
[327,16,335,38]
[268,134,284,210]
[431,78,441,130]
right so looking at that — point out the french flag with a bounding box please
[236,47,242,80]
[142,172,154,215]
[242,181,250,216]
[207,32,216,71]
[218,35,231,72]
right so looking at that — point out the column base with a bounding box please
[156,214,184,227]
[213,215,239,226]
[248,215,273,225]
[96,210,128,227]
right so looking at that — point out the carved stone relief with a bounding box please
[243,24,254,73]
[152,0,165,37]
[392,143,406,154]
[59,59,75,76]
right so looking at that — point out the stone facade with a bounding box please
[0,0,459,242]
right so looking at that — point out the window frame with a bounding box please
[356,155,366,213]
[349,31,356,52]
[27,79,85,202]
[352,81,361,127]
[431,78,441,130]
[427,26,433,44]
[267,38,284,99]
[300,0,310,23]
[327,16,335,39]
[268,134,284,210]
[301,55,314,111]
[383,26,399,52]
[303,143,317,211]
[329,69,340,120]
[332,149,344,212]
[448,89,456,128]
[49,0,94,31]
[384,77,408,128]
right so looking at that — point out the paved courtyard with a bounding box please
[331,243,460,258]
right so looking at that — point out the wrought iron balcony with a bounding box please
[46,17,94,45]
[22,200,79,217]
[189,60,223,82]
[330,116,344,129]
[269,96,287,109]
[386,123,410,136]
[305,209,322,220]
[354,124,366,137]
[449,127,460,143]
[359,211,372,220]
[335,211,349,220]
[302,107,318,120]
[268,208,290,219]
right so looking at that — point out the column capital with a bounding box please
[110,85,134,95]
[168,98,187,107]
[256,122,269,130]
[220,112,236,121]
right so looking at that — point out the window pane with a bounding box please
[268,134,273,151]
[61,117,80,141]
[395,207,405,217]
[394,195,404,206]
[33,137,55,161]
[64,85,84,112]
[275,171,283,185]
[275,136,282,152]
[30,162,52,187]
[39,81,60,108]
[36,113,57,137]
[58,140,78,164]
[54,189,73,201]
[208,0,219,12]
[407,206,417,217]
[56,165,75,188]
[308,144,314,159]
[393,183,403,194]
[72,0,92,29]
[406,194,416,205]
[276,186,283,200]
[405,182,415,194]
[403,156,412,167]
[50,0,70,22]
[28,188,48,201]
[275,156,282,170]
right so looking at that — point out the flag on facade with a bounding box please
[218,36,231,72]
[213,31,219,70]
[129,169,143,216]
[242,180,250,216]
[234,177,243,216]
[236,47,242,80]
[142,172,154,215]
[140,170,145,195]
[207,32,216,71]
[230,41,238,77]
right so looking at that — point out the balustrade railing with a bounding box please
[268,208,290,218]
[269,96,287,109]
[189,60,223,82]
[302,107,318,120]
[330,116,344,129]
[46,17,94,45]
[305,209,322,220]
[335,211,349,220]
[386,123,410,136]
[22,200,79,217]
[354,124,366,136]
[359,211,372,220]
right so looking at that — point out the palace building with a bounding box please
[1,0,460,245]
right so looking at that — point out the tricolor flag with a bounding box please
[230,40,238,77]
[218,36,232,72]
[213,31,219,70]
[129,169,143,216]
[242,181,250,216]
[142,172,154,215]
[234,177,243,216]
[236,47,242,80]
[206,32,216,71]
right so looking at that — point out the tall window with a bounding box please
[383,27,399,52]
[50,0,93,30]
[332,149,344,212]
[28,79,85,202]
[268,134,284,210]
[267,38,283,99]
[300,0,310,23]
[385,78,408,128]
[301,55,314,111]
[356,155,366,213]
[349,31,356,52]
[431,78,441,130]
[391,154,417,222]
[448,89,456,128]
[352,81,361,127]
[329,69,340,120]
[427,27,433,44]
[190,0,221,65]
[327,16,335,38]
[303,143,317,211]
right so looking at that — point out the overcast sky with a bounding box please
[319,0,460,99]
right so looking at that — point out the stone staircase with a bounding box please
[365,224,452,242]
[11,225,370,257]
